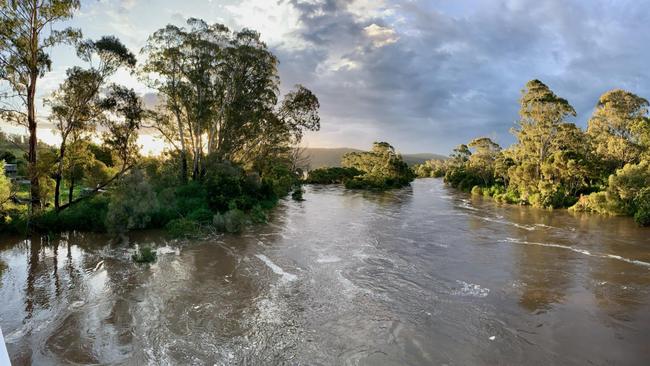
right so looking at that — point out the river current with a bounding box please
[1,178,649,365]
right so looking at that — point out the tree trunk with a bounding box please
[54,175,62,210]
[180,151,188,183]
[68,176,74,205]
[27,78,40,213]
[27,2,40,214]
[54,143,66,211]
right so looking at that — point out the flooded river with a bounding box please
[1,178,649,365]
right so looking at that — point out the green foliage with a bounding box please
[31,195,110,233]
[187,208,213,225]
[0,161,12,218]
[132,246,157,263]
[341,142,415,190]
[291,187,305,201]
[165,218,200,238]
[305,166,362,184]
[633,188,650,226]
[442,80,650,220]
[414,159,446,178]
[588,89,650,172]
[250,204,268,224]
[105,169,158,234]
[213,209,247,233]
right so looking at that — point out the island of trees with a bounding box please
[415,80,650,226]
[305,142,415,190]
[0,1,320,237]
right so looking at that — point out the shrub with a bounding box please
[132,246,157,263]
[165,218,200,238]
[106,170,159,234]
[187,208,213,224]
[213,209,247,233]
[305,167,362,184]
[31,195,110,232]
[249,205,268,224]
[291,187,305,201]
[633,188,650,226]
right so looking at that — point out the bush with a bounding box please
[213,209,247,233]
[633,188,650,226]
[132,246,157,263]
[305,167,362,184]
[471,186,483,196]
[250,204,268,224]
[165,218,200,238]
[31,195,110,233]
[291,187,305,201]
[187,208,213,224]
[106,170,159,234]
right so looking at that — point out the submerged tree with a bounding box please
[0,0,81,212]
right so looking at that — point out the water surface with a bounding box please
[1,178,649,365]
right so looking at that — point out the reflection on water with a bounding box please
[1,179,649,365]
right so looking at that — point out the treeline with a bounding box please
[306,142,415,190]
[0,2,319,236]
[415,80,650,226]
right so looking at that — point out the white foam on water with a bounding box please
[93,260,104,272]
[501,238,650,268]
[481,217,536,231]
[157,246,180,255]
[452,280,490,298]
[255,254,298,282]
[316,255,341,264]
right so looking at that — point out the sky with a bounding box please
[1,0,649,155]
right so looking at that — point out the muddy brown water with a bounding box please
[1,178,649,365]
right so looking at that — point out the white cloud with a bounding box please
[364,23,399,47]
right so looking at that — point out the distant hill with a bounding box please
[303,147,447,169]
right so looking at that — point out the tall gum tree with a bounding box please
[0,0,80,213]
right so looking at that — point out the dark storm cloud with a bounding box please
[274,0,650,154]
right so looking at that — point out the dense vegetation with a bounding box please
[306,142,415,190]
[0,3,319,237]
[415,80,650,226]
[305,167,363,184]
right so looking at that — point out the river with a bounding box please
[1,178,649,365]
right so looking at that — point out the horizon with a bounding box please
[1,0,649,156]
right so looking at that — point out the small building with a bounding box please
[3,163,17,178]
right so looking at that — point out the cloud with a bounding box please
[272,0,650,153]
[364,24,398,47]
[5,0,648,156]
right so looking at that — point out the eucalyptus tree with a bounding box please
[467,137,501,186]
[0,0,80,212]
[141,18,320,180]
[47,36,136,209]
[509,80,576,201]
[587,89,650,173]
[140,24,191,182]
